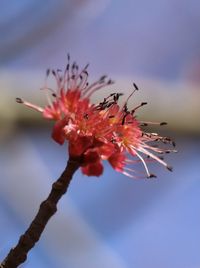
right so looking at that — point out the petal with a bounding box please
[98,143,115,159]
[51,118,68,145]
[81,161,103,177]
[109,152,126,172]
[82,150,100,166]
[69,136,93,156]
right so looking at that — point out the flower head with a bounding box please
[17,55,176,178]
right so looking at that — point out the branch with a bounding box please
[1,156,80,268]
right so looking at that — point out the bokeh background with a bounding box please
[0,1,200,267]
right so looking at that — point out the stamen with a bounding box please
[131,102,147,115]
[17,99,44,113]
[138,146,172,172]
[134,150,151,178]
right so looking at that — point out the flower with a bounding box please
[16,55,176,178]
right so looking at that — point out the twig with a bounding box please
[1,156,80,268]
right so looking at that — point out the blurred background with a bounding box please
[0,1,200,267]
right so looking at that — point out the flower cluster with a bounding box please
[17,55,176,178]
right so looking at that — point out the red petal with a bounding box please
[69,136,93,156]
[109,152,126,172]
[81,161,103,177]
[82,150,100,166]
[51,118,68,145]
[98,143,115,159]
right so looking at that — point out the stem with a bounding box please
[1,157,80,268]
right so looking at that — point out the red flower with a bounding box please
[17,55,176,178]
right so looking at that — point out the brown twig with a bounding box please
[1,156,80,268]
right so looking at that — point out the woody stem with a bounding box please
[0,157,80,268]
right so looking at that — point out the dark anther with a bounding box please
[46,69,50,77]
[160,122,167,126]
[133,82,139,91]
[107,79,114,84]
[99,75,107,81]
[66,64,70,71]
[83,70,88,76]
[67,53,70,61]
[113,93,123,102]
[16,97,23,103]
[52,70,56,76]
[167,166,173,172]
[84,63,89,70]
[172,141,176,147]
[141,102,148,106]
[83,113,89,119]
[148,174,157,178]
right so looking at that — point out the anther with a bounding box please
[67,53,70,61]
[167,165,173,172]
[141,102,147,106]
[46,69,50,77]
[99,75,107,81]
[84,63,89,70]
[133,82,139,91]
[16,98,23,104]
[160,122,167,126]
[148,174,157,178]
[107,79,114,84]
[83,113,89,119]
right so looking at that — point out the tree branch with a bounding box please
[1,156,80,268]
